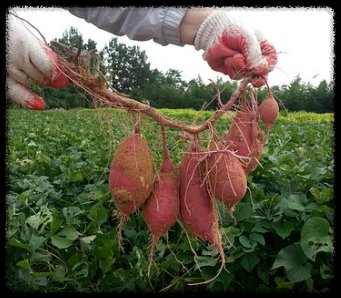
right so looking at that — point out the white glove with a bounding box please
[6,12,69,109]
[194,11,277,87]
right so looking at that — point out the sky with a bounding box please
[9,7,334,87]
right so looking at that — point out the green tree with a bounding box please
[306,80,334,113]
[100,38,152,98]
[55,27,98,52]
[278,76,334,113]
[183,76,211,110]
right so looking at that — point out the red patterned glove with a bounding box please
[194,11,277,87]
[6,12,69,109]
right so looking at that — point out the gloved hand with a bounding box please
[194,11,277,87]
[6,12,69,109]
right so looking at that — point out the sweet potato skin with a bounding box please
[224,103,263,174]
[142,158,179,239]
[206,141,247,210]
[179,142,226,286]
[109,134,154,215]
[179,142,220,245]
[142,136,180,277]
[259,95,279,132]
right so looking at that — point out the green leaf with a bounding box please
[8,237,32,252]
[239,234,258,252]
[232,202,253,222]
[240,253,260,273]
[196,256,217,267]
[32,276,48,286]
[80,235,96,253]
[225,246,245,263]
[17,190,32,204]
[124,229,137,239]
[216,270,235,291]
[272,244,312,283]
[50,225,80,249]
[251,220,271,233]
[31,251,51,263]
[301,217,334,261]
[52,266,67,282]
[67,253,89,278]
[239,235,252,248]
[26,214,42,230]
[28,141,37,147]
[32,272,52,278]
[26,206,53,233]
[310,167,327,180]
[81,235,96,244]
[287,263,313,283]
[320,263,333,280]
[223,226,241,246]
[29,234,46,251]
[275,277,294,290]
[16,259,32,272]
[63,206,82,220]
[95,243,116,273]
[272,244,306,270]
[310,187,334,204]
[70,171,84,182]
[272,220,295,239]
[287,194,305,211]
[62,206,83,226]
[88,203,108,226]
[249,233,265,245]
[257,265,270,285]
[35,179,52,193]
[50,214,64,235]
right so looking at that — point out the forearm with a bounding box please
[66,7,189,46]
[179,7,214,45]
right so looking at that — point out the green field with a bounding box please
[6,109,334,292]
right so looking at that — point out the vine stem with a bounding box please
[57,55,250,135]
[10,14,251,135]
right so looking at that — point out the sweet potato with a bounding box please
[224,97,263,174]
[206,140,247,221]
[142,129,179,276]
[179,140,225,285]
[109,133,154,248]
[259,93,279,140]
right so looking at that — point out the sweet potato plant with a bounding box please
[6,39,334,292]
[6,109,334,293]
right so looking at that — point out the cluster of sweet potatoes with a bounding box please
[108,89,279,283]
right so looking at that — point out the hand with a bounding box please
[194,11,277,87]
[6,12,69,109]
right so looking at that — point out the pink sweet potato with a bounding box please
[179,140,225,285]
[109,133,154,248]
[206,140,248,221]
[224,98,263,174]
[142,129,179,276]
[259,93,279,140]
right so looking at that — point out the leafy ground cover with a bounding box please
[6,109,334,292]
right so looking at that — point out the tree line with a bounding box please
[14,27,334,113]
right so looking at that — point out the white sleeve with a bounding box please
[66,7,188,46]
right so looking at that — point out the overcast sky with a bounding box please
[10,7,334,87]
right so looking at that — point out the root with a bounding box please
[188,245,227,286]
[227,205,238,225]
[147,235,158,278]
[117,213,128,252]
[166,232,190,275]
[51,41,251,135]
